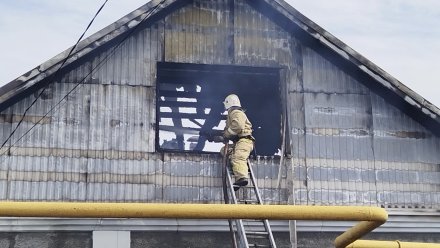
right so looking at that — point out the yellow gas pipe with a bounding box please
[348,240,440,248]
[0,202,387,248]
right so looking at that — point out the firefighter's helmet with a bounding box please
[223,94,241,110]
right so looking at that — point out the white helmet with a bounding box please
[223,94,241,110]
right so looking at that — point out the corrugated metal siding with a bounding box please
[302,47,369,94]
[371,92,440,163]
[371,92,440,208]
[252,156,288,204]
[6,156,87,201]
[87,84,154,152]
[86,156,161,202]
[234,0,292,67]
[0,0,439,209]
[1,153,286,204]
[161,0,293,67]
[91,25,162,86]
[164,0,231,64]
[289,44,440,207]
[291,47,375,206]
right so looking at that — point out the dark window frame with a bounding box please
[155,62,283,156]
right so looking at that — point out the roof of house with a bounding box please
[1,0,439,129]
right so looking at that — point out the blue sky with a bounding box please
[0,0,439,107]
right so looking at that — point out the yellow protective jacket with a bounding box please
[224,108,253,140]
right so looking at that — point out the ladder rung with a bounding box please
[247,235,269,238]
[247,235,270,240]
[248,244,271,247]
[242,219,265,222]
[243,226,266,232]
[246,231,268,235]
[238,199,259,203]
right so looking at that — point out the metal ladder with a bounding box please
[222,152,277,248]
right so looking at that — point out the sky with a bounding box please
[0,0,439,107]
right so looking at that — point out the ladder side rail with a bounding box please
[222,143,239,248]
[248,160,278,248]
[247,160,264,203]
[226,165,249,248]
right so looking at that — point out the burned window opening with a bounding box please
[156,62,282,156]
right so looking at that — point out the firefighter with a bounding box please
[222,94,255,190]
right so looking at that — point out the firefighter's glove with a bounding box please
[211,136,224,143]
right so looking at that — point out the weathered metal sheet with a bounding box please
[288,43,440,207]
[2,153,288,204]
[371,92,440,164]
[234,0,292,67]
[0,83,154,153]
[0,83,90,151]
[90,25,162,87]
[0,0,439,211]
[303,93,374,160]
[0,181,6,200]
[162,153,222,203]
[0,108,13,151]
[164,0,231,65]
[87,84,154,152]
[302,47,369,94]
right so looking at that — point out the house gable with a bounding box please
[0,0,439,208]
